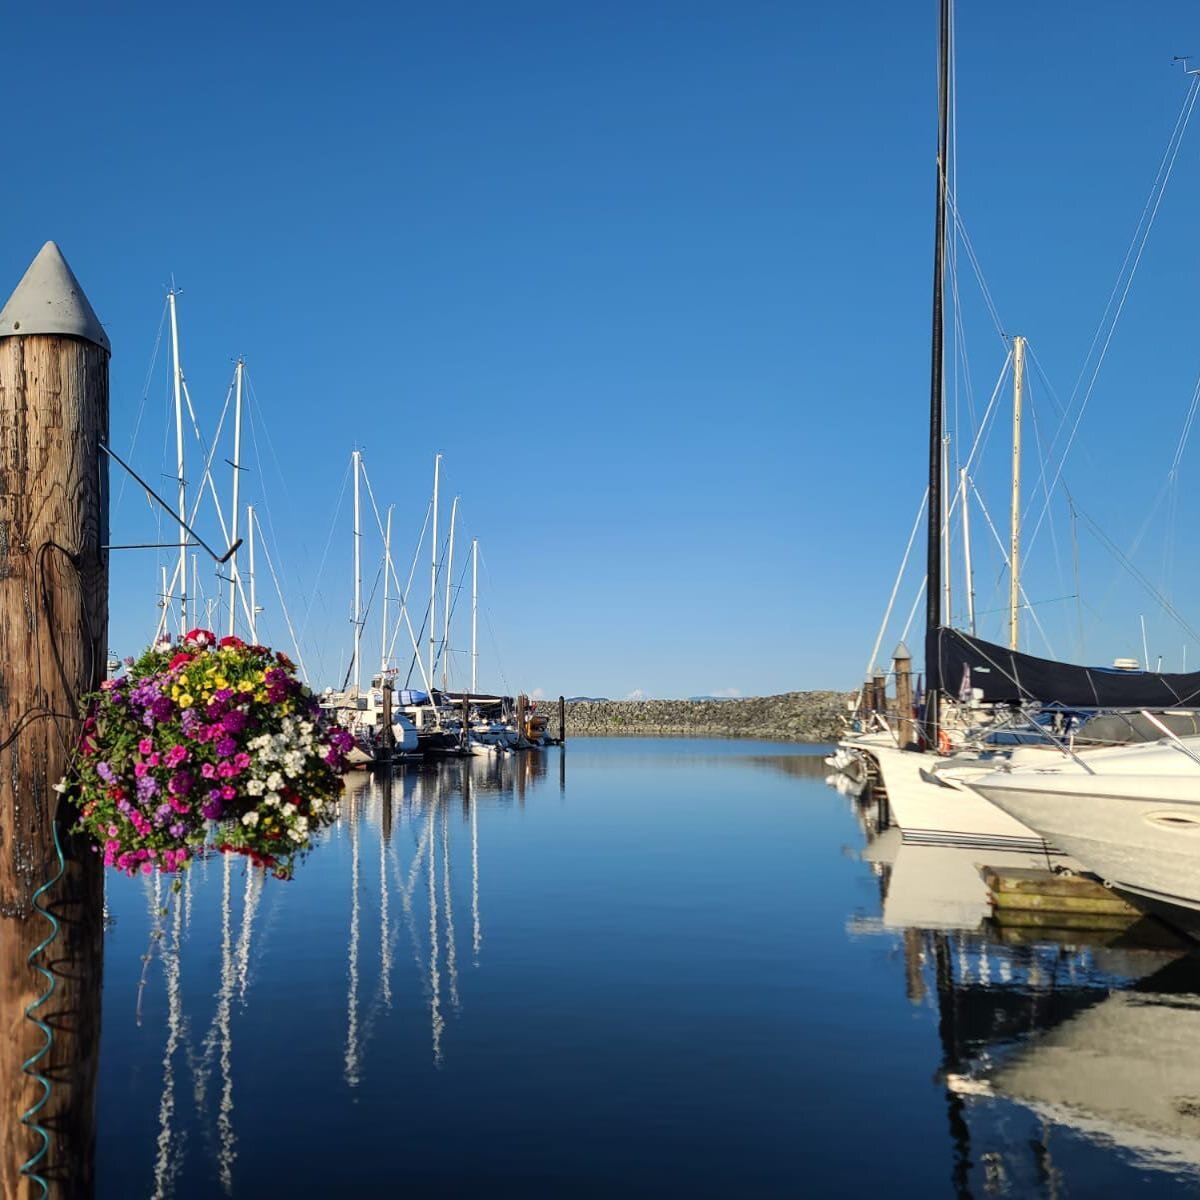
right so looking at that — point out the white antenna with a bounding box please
[1141,614,1150,670]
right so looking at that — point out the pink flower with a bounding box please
[138,738,153,755]
[201,762,217,779]
[148,752,161,767]
[165,744,188,767]
[219,784,236,801]
[134,762,149,778]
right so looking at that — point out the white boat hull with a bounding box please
[969,766,1200,916]
[861,741,1059,853]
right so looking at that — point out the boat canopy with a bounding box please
[930,626,1200,709]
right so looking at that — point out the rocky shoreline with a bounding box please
[547,692,852,743]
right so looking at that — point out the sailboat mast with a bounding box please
[247,505,257,642]
[352,449,362,693]
[959,468,975,636]
[381,504,393,676]
[471,538,479,694]
[168,289,187,635]
[923,0,951,745]
[228,358,244,638]
[442,496,458,692]
[429,453,441,690]
[1009,335,1025,651]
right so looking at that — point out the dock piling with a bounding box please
[0,242,109,1199]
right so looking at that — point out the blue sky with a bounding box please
[4,1,1200,698]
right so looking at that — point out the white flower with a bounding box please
[266,771,283,791]
[310,799,323,813]
[246,778,265,796]
[241,811,259,827]
[266,791,280,807]
[282,802,297,817]
[287,828,306,843]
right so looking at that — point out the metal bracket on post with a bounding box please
[99,443,242,564]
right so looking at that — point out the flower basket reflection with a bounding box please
[64,630,353,879]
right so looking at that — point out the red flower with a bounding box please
[170,652,194,670]
[218,635,246,650]
[183,628,215,648]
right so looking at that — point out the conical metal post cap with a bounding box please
[0,241,109,352]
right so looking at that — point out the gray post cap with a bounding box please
[0,241,110,352]
[892,640,912,662]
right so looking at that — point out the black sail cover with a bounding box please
[929,626,1200,709]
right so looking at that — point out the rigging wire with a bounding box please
[1023,74,1200,556]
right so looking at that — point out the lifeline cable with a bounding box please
[18,816,67,1200]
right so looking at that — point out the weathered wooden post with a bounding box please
[893,641,915,750]
[516,693,527,747]
[460,693,470,752]
[0,243,109,1200]
[872,672,888,723]
[378,680,395,767]
[557,695,566,746]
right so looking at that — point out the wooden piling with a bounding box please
[893,642,914,750]
[0,243,109,1200]
[516,693,527,747]
[461,693,470,751]
[872,673,887,721]
[558,695,566,746]
[378,680,395,765]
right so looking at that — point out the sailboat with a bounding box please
[843,0,1200,853]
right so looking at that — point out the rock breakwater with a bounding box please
[550,692,852,743]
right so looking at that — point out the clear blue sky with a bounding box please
[4,1,1200,698]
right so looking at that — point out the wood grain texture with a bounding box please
[0,334,107,1200]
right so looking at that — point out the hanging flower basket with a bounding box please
[63,630,354,879]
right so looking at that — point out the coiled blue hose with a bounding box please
[18,816,66,1200]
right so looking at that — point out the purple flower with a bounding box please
[136,775,159,801]
[215,735,237,758]
[201,793,224,820]
[221,710,247,734]
[155,803,173,824]
[96,761,116,784]
[180,708,203,736]
[168,770,194,796]
[168,822,186,837]
[151,696,173,721]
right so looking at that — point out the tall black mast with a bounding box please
[924,0,951,746]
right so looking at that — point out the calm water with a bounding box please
[94,739,1200,1198]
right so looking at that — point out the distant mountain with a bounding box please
[686,695,742,702]
[566,696,609,702]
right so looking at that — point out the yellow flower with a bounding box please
[178,693,194,709]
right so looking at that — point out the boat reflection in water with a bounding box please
[841,773,1200,1195]
[127,749,562,1196]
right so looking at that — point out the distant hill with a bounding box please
[566,696,609,702]
[687,695,742,701]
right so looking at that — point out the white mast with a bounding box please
[429,453,441,689]
[191,553,199,631]
[352,450,362,693]
[442,495,458,692]
[168,289,187,634]
[247,504,258,642]
[227,358,244,637]
[959,468,975,636]
[942,433,952,626]
[380,504,393,677]
[471,538,479,694]
[1009,335,1025,651]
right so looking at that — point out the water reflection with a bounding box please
[842,774,1200,1195]
[115,750,560,1197]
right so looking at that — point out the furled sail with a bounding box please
[929,626,1200,709]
